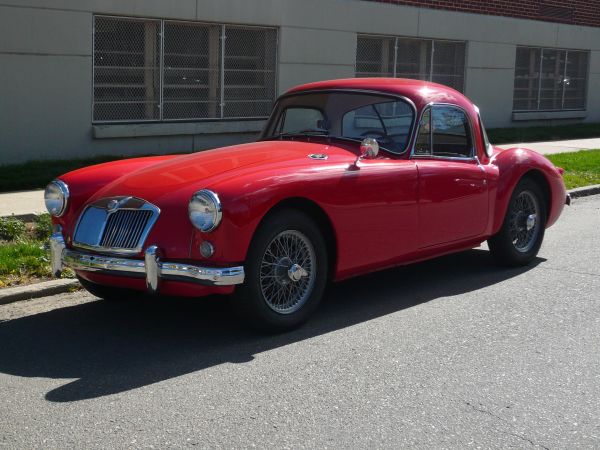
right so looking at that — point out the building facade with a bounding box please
[1,0,599,165]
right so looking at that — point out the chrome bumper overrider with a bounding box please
[50,232,245,292]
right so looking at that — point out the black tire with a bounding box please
[234,209,329,332]
[488,178,547,266]
[77,275,145,301]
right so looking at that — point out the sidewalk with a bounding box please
[497,137,600,154]
[0,137,599,218]
[0,189,45,218]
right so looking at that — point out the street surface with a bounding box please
[0,196,599,448]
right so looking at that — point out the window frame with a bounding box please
[355,34,467,92]
[512,45,590,113]
[92,15,278,124]
[410,103,477,161]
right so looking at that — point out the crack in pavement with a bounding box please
[465,402,549,449]
[501,431,550,450]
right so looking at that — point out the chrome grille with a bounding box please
[72,196,160,255]
[100,209,153,249]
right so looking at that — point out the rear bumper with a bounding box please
[50,231,245,293]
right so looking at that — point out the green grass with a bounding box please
[547,149,600,190]
[0,240,49,284]
[488,122,600,145]
[0,214,74,288]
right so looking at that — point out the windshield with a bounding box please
[261,91,415,154]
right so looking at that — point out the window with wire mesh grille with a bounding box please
[356,35,466,92]
[93,16,277,123]
[513,46,589,112]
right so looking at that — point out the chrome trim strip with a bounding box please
[50,230,66,277]
[144,245,161,293]
[50,234,245,288]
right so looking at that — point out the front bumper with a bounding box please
[50,232,245,293]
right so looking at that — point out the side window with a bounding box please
[431,106,473,158]
[414,108,431,155]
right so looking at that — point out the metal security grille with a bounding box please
[513,46,589,111]
[356,35,466,92]
[223,26,278,118]
[100,209,153,249]
[93,17,161,121]
[93,16,278,123]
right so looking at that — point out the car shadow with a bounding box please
[0,249,544,403]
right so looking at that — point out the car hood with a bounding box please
[89,140,358,205]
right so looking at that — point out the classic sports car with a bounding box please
[47,78,569,331]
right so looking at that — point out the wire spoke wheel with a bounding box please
[259,230,317,315]
[508,190,541,253]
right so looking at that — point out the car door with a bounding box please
[412,104,488,248]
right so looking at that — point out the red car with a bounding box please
[47,78,569,331]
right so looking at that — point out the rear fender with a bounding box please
[490,147,566,234]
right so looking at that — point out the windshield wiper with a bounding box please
[277,130,329,139]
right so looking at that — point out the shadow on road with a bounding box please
[0,249,544,402]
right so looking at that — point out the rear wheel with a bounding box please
[77,276,145,301]
[234,209,328,332]
[488,178,547,266]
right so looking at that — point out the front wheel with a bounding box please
[234,209,328,332]
[488,178,547,266]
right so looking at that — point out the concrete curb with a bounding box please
[0,185,598,307]
[0,279,79,305]
[568,184,600,199]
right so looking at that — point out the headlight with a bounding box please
[44,180,69,217]
[188,190,222,232]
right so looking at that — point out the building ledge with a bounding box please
[512,110,587,121]
[93,120,267,139]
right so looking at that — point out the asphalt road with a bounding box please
[1,196,599,449]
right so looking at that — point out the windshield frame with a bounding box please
[259,88,418,156]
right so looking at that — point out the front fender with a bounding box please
[188,165,341,265]
[490,147,566,235]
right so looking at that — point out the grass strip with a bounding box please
[546,149,600,190]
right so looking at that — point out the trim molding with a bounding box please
[93,120,267,139]
[512,110,587,121]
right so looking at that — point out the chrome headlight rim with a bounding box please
[188,189,222,232]
[44,179,70,217]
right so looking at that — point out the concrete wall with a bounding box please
[1,0,600,165]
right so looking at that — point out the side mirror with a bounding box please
[359,138,379,159]
[350,138,379,171]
